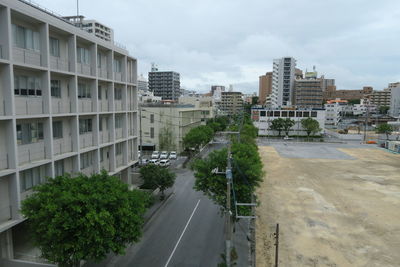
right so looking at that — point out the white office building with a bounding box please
[63,16,114,43]
[0,0,138,262]
[271,57,296,108]
[251,108,325,136]
[324,101,348,126]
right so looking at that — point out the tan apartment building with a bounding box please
[366,88,391,107]
[258,72,272,105]
[294,72,323,108]
[140,104,203,152]
[324,86,373,101]
[219,91,244,115]
[178,96,215,122]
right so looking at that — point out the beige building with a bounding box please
[219,91,244,115]
[366,89,391,107]
[294,71,323,108]
[140,104,203,152]
[258,72,272,105]
[324,86,373,101]
[178,96,215,121]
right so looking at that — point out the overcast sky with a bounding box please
[34,0,400,94]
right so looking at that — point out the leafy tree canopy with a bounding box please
[21,171,152,267]
[301,117,321,137]
[140,164,176,197]
[270,118,286,136]
[183,125,214,151]
[375,123,393,140]
[282,118,295,136]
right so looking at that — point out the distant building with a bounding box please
[365,88,391,107]
[219,91,244,115]
[138,74,148,92]
[352,99,377,116]
[271,57,296,108]
[148,70,181,101]
[321,78,335,92]
[179,96,215,121]
[63,16,114,42]
[139,90,162,103]
[211,85,225,96]
[324,99,349,126]
[390,86,400,117]
[140,104,203,152]
[259,72,273,105]
[294,70,323,109]
[295,68,303,79]
[251,107,325,136]
[324,86,373,101]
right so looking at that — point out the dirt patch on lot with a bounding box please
[256,145,400,267]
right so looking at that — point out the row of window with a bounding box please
[16,122,44,145]
[20,166,46,192]
[258,110,318,118]
[14,75,41,96]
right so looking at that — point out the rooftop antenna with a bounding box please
[77,0,79,17]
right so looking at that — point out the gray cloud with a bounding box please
[35,0,400,93]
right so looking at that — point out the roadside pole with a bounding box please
[226,141,232,266]
[139,104,142,162]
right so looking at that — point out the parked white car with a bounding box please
[169,151,177,160]
[139,158,148,166]
[159,159,170,167]
[151,151,160,159]
[149,159,159,165]
[160,151,169,159]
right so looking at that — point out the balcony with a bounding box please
[0,205,12,225]
[80,133,94,149]
[13,47,41,66]
[52,99,71,114]
[99,130,111,144]
[99,100,110,112]
[100,159,110,171]
[98,68,110,80]
[114,72,122,82]
[114,100,123,111]
[81,165,94,176]
[116,154,123,167]
[0,153,10,171]
[15,97,44,115]
[50,56,70,72]
[18,142,46,166]
[78,99,94,113]
[115,128,123,140]
[53,138,73,156]
[77,63,93,76]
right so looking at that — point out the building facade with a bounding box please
[251,108,325,136]
[178,96,215,121]
[0,0,138,261]
[271,57,296,108]
[324,86,373,101]
[390,86,400,117]
[140,104,203,152]
[219,91,244,115]
[324,99,349,126]
[63,17,114,42]
[148,71,181,101]
[366,89,391,107]
[258,72,272,105]
[294,71,323,108]
[137,73,148,92]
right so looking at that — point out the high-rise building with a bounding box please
[63,16,114,42]
[258,72,272,105]
[0,0,138,261]
[294,69,323,108]
[271,57,296,108]
[390,86,400,117]
[148,70,181,101]
[219,91,243,115]
[211,85,225,96]
[138,74,148,92]
[365,88,391,107]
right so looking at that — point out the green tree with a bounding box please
[375,123,393,140]
[301,117,321,137]
[21,171,152,267]
[183,125,214,151]
[379,106,390,115]
[270,118,285,137]
[282,118,295,136]
[140,164,176,198]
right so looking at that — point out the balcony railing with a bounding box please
[98,68,110,79]
[99,130,111,144]
[0,153,9,171]
[79,99,94,113]
[100,160,110,171]
[52,99,72,114]
[0,205,12,224]
[13,47,41,66]
[114,72,122,82]
[15,97,44,115]
[0,100,6,116]
[53,138,73,156]
[18,142,46,165]
[80,133,94,149]
[114,100,123,111]
[115,128,123,140]
[77,62,93,76]
[50,56,70,72]
[116,155,123,167]
[99,101,110,112]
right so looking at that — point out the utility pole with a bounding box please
[364,99,370,143]
[226,141,232,266]
[139,104,142,162]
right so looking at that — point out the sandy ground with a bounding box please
[256,144,400,267]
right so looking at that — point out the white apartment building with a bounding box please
[0,0,138,262]
[271,57,296,108]
[138,73,148,92]
[324,101,348,126]
[63,16,114,42]
[251,108,325,136]
[390,86,400,117]
[178,96,215,122]
[140,104,203,152]
[352,99,377,116]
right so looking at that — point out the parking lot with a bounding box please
[256,142,400,267]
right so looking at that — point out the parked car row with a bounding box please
[148,159,170,167]
[151,151,177,160]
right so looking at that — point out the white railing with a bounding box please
[115,128,123,140]
[99,101,110,112]
[50,56,70,72]
[116,155,123,167]
[77,62,93,76]
[13,47,41,66]
[98,68,109,79]
[100,160,110,171]
[15,97,44,115]
[18,142,46,165]
[80,133,93,149]
[79,99,93,113]
[52,99,71,114]
[53,138,73,155]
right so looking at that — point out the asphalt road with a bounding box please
[87,145,226,267]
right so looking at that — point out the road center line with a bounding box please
[164,199,201,267]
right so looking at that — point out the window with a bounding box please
[98,85,102,99]
[12,24,40,51]
[99,118,103,131]
[14,75,41,96]
[115,115,123,128]
[116,143,123,155]
[289,111,295,117]
[114,88,122,100]
[20,167,45,192]
[273,111,280,117]
[303,111,310,117]
[100,150,104,162]
[80,152,93,170]
[79,119,92,134]
[113,59,122,72]
[311,111,318,118]
[260,111,266,117]
[16,122,44,145]
[97,53,102,68]
[54,160,64,177]
[281,111,288,117]
[49,37,60,57]
[51,80,61,98]
[78,83,91,98]
[77,47,90,64]
[150,114,154,123]
[52,121,63,138]
[150,127,154,138]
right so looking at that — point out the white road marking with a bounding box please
[164,199,201,267]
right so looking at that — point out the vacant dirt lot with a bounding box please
[256,143,400,267]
